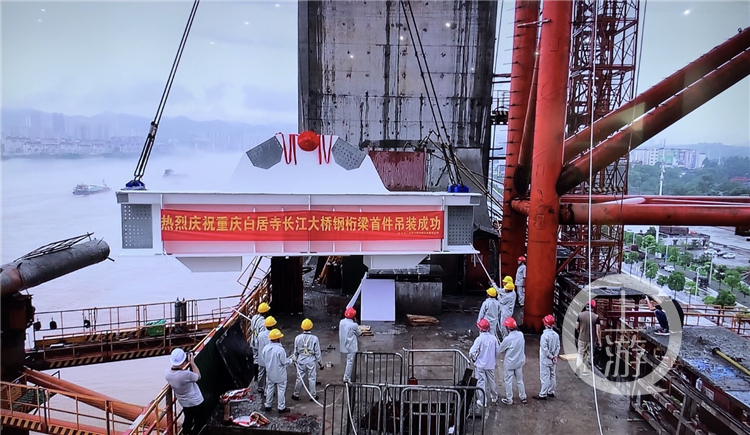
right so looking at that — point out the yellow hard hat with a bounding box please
[264,316,277,327]
[301,319,313,331]
[486,287,497,297]
[502,276,514,283]
[258,303,270,314]
[269,329,283,340]
[504,282,515,291]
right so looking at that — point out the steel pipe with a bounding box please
[557,48,750,195]
[561,203,750,226]
[499,0,539,282]
[563,27,750,162]
[514,53,540,196]
[1,239,110,298]
[561,195,750,204]
[23,368,149,423]
[525,0,572,332]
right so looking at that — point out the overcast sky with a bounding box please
[2,0,749,145]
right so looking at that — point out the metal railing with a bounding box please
[403,349,472,386]
[31,295,242,347]
[0,380,132,435]
[322,383,485,435]
[354,352,404,385]
[123,257,272,435]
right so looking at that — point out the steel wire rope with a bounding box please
[127,0,200,187]
[400,0,460,185]
[585,3,604,435]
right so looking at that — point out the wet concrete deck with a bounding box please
[243,281,656,434]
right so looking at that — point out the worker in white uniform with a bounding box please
[292,318,324,402]
[497,317,527,405]
[339,307,361,383]
[498,282,517,340]
[262,328,291,413]
[533,315,560,400]
[256,316,276,396]
[515,256,527,307]
[477,287,501,341]
[249,302,271,384]
[470,318,501,409]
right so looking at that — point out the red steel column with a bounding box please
[525,0,573,332]
[558,47,750,194]
[500,0,539,283]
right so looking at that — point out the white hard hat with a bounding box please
[170,348,187,366]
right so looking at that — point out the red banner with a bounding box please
[161,209,444,242]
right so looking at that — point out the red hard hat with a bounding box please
[543,315,555,327]
[477,318,490,332]
[518,256,526,262]
[344,307,357,319]
[503,317,517,329]
[589,300,596,308]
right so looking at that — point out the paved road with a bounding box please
[630,260,750,306]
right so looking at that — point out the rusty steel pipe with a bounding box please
[561,203,750,226]
[500,0,539,282]
[23,368,150,423]
[557,47,750,195]
[561,195,750,204]
[514,53,540,196]
[524,0,572,332]
[510,199,530,215]
[1,239,110,298]
[563,26,750,162]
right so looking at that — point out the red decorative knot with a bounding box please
[297,130,319,152]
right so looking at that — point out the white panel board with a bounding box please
[176,256,243,272]
[360,278,395,322]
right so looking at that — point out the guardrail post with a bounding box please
[166,387,174,435]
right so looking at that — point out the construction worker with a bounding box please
[292,319,324,402]
[469,318,500,409]
[498,282,517,340]
[575,300,601,376]
[533,315,560,400]
[477,287,501,341]
[339,307,361,383]
[165,349,205,435]
[256,316,276,395]
[516,257,527,307]
[497,317,527,405]
[250,303,271,382]
[262,328,291,413]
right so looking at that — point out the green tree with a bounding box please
[624,231,634,245]
[703,295,716,305]
[715,290,737,307]
[624,252,639,273]
[646,262,659,284]
[685,281,698,295]
[634,234,644,248]
[723,270,742,291]
[646,227,657,237]
[667,247,680,264]
[667,272,686,293]
[656,244,667,256]
[678,252,694,267]
[739,282,750,297]
[643,235,656,248]
[656,275,669,286]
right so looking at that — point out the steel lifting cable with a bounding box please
[585,4,604,435]
[125,0,200,189]
[400,0,460,185]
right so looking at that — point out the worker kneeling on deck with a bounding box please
[498,282,517,340]
[263,328,292,413]
[478,287,501,341]
[250,303,271,383]
[165,349,206,435]
[339,307,362,383]
[498,317,527,405]
[292,318,324,402]
[533,315,560,400]
[256,316,276,395]
[470,318,501,408]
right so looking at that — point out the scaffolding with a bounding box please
[561,0,640,278]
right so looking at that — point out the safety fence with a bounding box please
[354,352,404,385]
[322,383,485,435]
[403,349,472,386]
[123,257,271,435]
[0,380,132,435]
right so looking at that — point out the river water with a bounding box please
[1,153,249,405]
